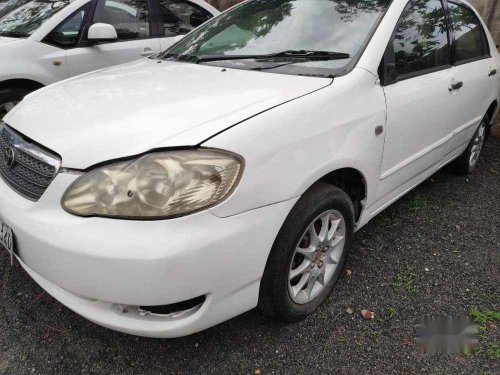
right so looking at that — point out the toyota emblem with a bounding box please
[4,147,15,168]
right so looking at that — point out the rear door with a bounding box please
[65,0,161,77]
[445,0,496,156]
[377,0,455,200]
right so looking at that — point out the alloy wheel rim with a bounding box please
[288,209,346,305]
[469,122,486,168]
[0,101,18,120]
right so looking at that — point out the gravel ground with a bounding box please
[0,138,499,374]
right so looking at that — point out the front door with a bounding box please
[377,0,455,201]
[65,0,161,77]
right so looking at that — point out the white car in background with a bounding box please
[0,0,30,16]
[0,0,219,119]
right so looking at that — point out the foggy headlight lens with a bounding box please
[62,149,243,219]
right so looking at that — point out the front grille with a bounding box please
[0,124,61,201]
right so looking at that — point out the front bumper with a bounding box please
[0,173,297,337]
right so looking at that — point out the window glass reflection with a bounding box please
[449,2,488,62]
[0,0,70,37]
[165,0,390,76]
[93,0,150,41]
[392,0,450,76]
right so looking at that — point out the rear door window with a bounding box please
[448,2,489,63]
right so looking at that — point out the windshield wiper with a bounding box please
[0,31,29,38]
[181,50,350,63]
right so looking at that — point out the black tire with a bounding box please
[0,87,32,121]
[258,183,355,322]
[451,115,489,175]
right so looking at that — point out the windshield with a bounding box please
[0,0,70,38]
[0,0,31,19]
[162,0,390,77]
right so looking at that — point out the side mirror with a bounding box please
[87,23,117,43]
[379,44,397,86]
[383,62,398,85]
[190,12,206,28]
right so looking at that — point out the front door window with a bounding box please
[391,0,450,79]
[92,0,150,41]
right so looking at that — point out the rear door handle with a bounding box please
[488,69,497,77]
[448,81,463,91]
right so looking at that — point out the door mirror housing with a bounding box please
[381,62,397,86]
[379,43,397,86]
[87,23,118,43]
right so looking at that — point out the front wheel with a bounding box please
[259,183,354,322]
[0,87,32,121]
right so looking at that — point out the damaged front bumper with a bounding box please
[0,172,297,338]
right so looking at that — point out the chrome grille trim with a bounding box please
[0,123,61,201]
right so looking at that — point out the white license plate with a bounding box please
[0,218,14,265]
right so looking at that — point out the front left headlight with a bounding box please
[62,149,243,219]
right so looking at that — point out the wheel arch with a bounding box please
[486,100,498,124]
[0,79,45,92]
[485,100,498,139]
[310,167,368,223]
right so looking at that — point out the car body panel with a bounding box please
[0,171,297,307]
[376,68,456,201]
[0,36,19,45]
[358,0,500,213]
[64,38,163,77]
[0,169,298,337]
[4,59,332,169]
[0,0,220,87]
[17,255,261,338]
[0,39,70,85]
[447,59,500,153]
[205,67,386,219]
[0,0,499,339]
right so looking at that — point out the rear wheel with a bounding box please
[0,87,32,121]
[451,116,488,175]
[259,183,354,322]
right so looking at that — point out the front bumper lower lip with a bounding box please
[16,253,270,338]
[17,256,212,338]
[0,172,299,337]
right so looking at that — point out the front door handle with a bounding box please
[448,81,464,92]
[140,48,155,57]
[488,69,497,77]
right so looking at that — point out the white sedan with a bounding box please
[0,0,498,338]
[0,0,219,119]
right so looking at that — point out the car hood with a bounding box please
[5,59,331,169]
[0,36,21,46]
